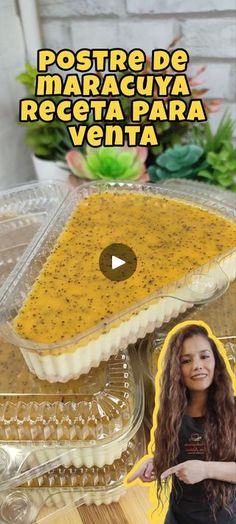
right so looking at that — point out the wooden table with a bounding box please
[37,486,152,524]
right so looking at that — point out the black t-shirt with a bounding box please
[167,414,236,524]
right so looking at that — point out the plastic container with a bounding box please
[0,181,70,291]
[0,428,145,523]
[0,180,70,217]
[159,179,236,207]
[0,182,235,382]
[0,343,144,468]
[0,490,86,524]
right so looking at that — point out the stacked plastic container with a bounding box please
[0,181,145,523]
[0,180,235,522]
[0,339,145,518]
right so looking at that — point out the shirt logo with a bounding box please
[190,433,203,443]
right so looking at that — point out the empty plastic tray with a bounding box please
[0,181,70,292]
[0,341,144,468]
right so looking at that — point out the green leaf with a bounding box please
[159,121,171,131]
[218,150,230,162]
[147,166,158,182]
[215,164,229,174]
[151,145,163,156]
[25,63,37,75]
[16,73,32,84]
[190,112,235,154]
[207,152,218,165]
[157,144,204,172]
[198,170,213,180]
[226,160,236,170]
[34,145,51,157]
[215,177,232,188]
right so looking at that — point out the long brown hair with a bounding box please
[153,324,235,518]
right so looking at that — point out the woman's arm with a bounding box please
[126,456,155,483]
[206,461,236,483]
[161,460,236,484]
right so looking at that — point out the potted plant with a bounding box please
[17,64,71,181]
[87,36,219,167]
[148,113,236,191]
[66,145,148,186]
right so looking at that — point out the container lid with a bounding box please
[0,181,70,292]
[0,343,143,445]
[22,429,145,490]
[159,179,236,207]
[0,428,145,523]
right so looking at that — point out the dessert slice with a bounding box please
[2,184,236,382]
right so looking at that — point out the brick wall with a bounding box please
[38,0,236,138]
[1,0,235,189]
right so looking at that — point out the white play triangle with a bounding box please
[112,255,126,270]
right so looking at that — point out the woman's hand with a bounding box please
[161,460,207,484]
[126,456,155,483]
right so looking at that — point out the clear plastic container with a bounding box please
[0,490,86,524]
[0,181,70,291]
[0,428,145,523]
[0,343,144,468]
[159,179,236,207]
[0,182,235,382]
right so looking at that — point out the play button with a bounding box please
[99,243,137,282]
[112,255,126,270]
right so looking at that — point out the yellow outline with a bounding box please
[124,320,236,524]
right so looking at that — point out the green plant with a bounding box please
[17,64,72,161]
[148,144,207,181]
[91,37,216,164]
[191,113,236,190]
[198,142,236,190]
[191,113,235,153]
[148,113,236,190]
[66,146,148,181]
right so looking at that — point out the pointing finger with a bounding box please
[126,469,140,483]
[161,464,180,480]
[161,467,173,480]
[144,462,155,480]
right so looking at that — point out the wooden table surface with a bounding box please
[37,486,152,524]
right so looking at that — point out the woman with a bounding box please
[128,323,236,523]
